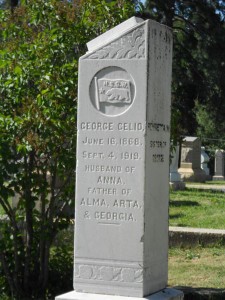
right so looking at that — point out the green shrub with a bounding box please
[0,0,135,299]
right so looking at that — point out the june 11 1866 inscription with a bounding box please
[73,17,173,298]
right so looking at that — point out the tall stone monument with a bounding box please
[56,17,183,300]
[213,149,225,181]
[178,136,206,182]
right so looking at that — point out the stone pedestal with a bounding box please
[56,17,182,300]
[169,145,185,190]
[213,149,225,181]
[178,137,206,182]
[56,289,183,300]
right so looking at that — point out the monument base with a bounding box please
[55,289,184,300]
[170,181,186,191]
[213,176,225,181]
[178,167,206,183]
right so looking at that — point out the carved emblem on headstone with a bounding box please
[95,78,131,109]
[90,66,135,116]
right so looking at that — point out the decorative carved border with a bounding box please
[86,26,145,60]
[75,263,144,283]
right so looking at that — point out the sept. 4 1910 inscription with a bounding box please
[74,17,173,298]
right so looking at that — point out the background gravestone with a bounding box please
[178,136,206,182]
[56,17,183,300]
[213,149,225,181]
[170,145,185,190]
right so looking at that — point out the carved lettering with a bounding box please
[88,187,117,195]
[85,165,122,173]
[95,211,135,222]
[152,154,164,163]
[83,137,104,145]
[119,138,141,146]
[80,198,107,207]
[113,199,140,209]
[97,176,123,185]
[147,122,170,132]
[80,122,114,131]
[82,151,104,159]
[118,122,145,131]
[149,140,167,148]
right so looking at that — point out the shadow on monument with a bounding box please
[174,286,225,300]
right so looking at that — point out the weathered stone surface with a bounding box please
[213,149,225,181]
[178,137,206,182]
[170,145,185,190]
[56,17,180,299]
[169,226,225,247]
[55,288,184,300]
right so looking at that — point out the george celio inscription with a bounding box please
[79,121,168,225]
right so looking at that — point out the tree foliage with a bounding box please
[0,0,135,299]
[142,0,225,142]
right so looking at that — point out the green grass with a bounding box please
[205,181,225,185]
[169,188,225,229]
[186,181,225,185]
[169,246,225,288]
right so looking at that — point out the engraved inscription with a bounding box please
[85,165,122,173]
[78,121,169,226]
[152,154,164,163]
[87,26,145,60]
[80,198,107,207]
[80,122,145,131]
[83,137,104,145]
[97,176,123,185]
[147,122,170,132]
[80,122,114,131]
[82,151,104,159]
[88,187,117,195]
[150,140,167,148]
[95,211,135,222]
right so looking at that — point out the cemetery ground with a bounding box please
[1,185,225,298]
[169,187,225,229]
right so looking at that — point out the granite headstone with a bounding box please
[56,17,183,300]
[178,137,206,182]
[213,149,225,181]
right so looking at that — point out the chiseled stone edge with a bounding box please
[87,17,144,52]
[85,25,146,60]
[55,288,183,300]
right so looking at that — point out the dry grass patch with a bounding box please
[169,247,225,288]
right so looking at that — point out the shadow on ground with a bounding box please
[174,286,225,300]
[170,213,185,219]
[170,200,200,207]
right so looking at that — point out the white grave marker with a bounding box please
[56,17,183,300]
